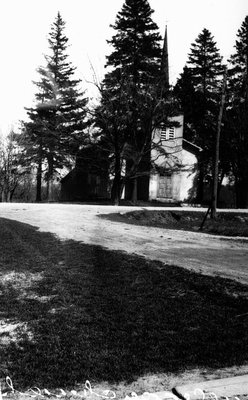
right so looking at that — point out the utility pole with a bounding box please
[211,69,227,219]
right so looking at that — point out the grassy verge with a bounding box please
[100,210,248,237]
[1,217,248,394]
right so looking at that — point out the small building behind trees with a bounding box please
[60,144,109,202]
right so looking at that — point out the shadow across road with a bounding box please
[0,217,248,389]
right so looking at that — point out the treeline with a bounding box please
[0,0,247,207]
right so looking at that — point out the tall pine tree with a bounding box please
[105,0,162,85]
[98,0,164,203]
[226,16,248,207]
[22,13,88,201]
[175,28,224,203]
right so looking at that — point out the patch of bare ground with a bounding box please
[101,210,248,237]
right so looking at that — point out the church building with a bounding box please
[125,27,201,203]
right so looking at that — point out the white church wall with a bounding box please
[149,174,159,200]
[179,149,198,201]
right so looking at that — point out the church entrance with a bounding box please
[158,174,172,198]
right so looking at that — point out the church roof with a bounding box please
[182,139,202,155]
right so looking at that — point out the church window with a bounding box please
[160,126,167,140]
[160,126,175,141]
[168,126,175,139]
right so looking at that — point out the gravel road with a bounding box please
[1,203,248,284]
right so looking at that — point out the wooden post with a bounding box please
[211,69,227,219]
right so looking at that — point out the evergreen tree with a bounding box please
[105,0,162,85]
[174,66,198,143]
[98,0,165,203]
[228,16,248,99]
[20,107,51,201]
[226,16,248,207]
[93,82,129,204]
[175,28,224,203]
[188,29,223,94]
[22,13,88,201]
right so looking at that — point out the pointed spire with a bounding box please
[161,25,169,88]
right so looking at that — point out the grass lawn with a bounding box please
[101,210,248,237]
[1,217,248,395]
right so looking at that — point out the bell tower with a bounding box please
[161,25,169,89]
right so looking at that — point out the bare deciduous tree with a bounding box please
[0,132,30,202]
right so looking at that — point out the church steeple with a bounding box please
[161,25,169,89]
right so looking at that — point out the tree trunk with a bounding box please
[7,191,11,202]
[46,178,54,202]
[36,141,42,202]
[10,187,16,202]
[36,169,42,202]
[1,189,6,202]
[46,153,54,202]
[132,177,138,204]
[111,178,121,205]
[111,153,122,205]
[211,70,226,219]
[111,173,123,205]
[195,166,204,204]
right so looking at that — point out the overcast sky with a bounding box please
[0,0,248,136]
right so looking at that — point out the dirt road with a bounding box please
[1,203,248,284]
